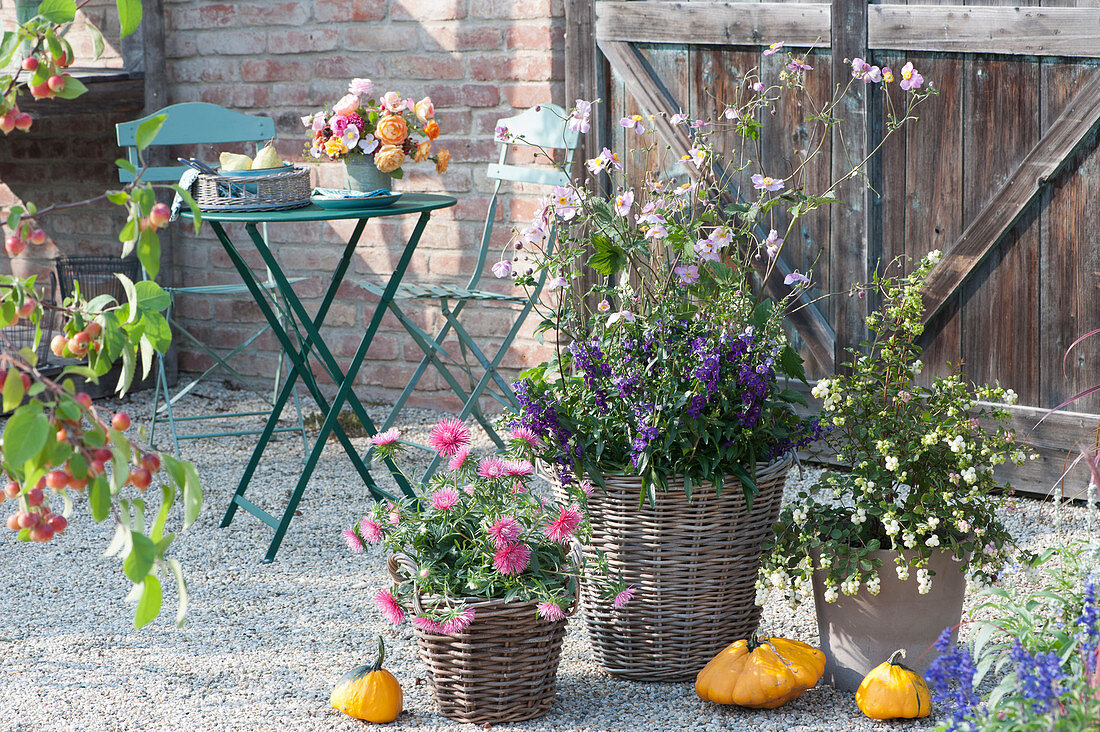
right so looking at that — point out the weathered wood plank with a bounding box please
[596,1,832,47]
[829,0,869,365]
[921,70,1100,322]
[600,39,836,368]
[869,5,1100,58]
[1040,59,1100,413]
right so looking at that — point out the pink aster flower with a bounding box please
[371,428,401,447]
[488,516,521,548]
[752,81,765,93]
[784,270,811,290]
[429,417,471,457]
[430,486,461,511]
[545,503,583,544]
[504,459,533,477]
[751,173,785,192]
[765,229,783,259]
[537,601,566,622]
[387,502,401,525]
[449,446,472,472]
[613,586,636,609]
[786,58,813,72]
[359,516,383,544]
[763,40,784,56]
[413,615,445,634]
[375,589,405,625]
[619,114,645,134]
[478,456,509,480]
[510,480,528,495]
[899,61,924,91]
[493,543,531,575]
[568,99,592,133]
[509,427,544,451]
[674,264,700,286]
[342,528,363,553]
[442,607,476,635]
[579,479,595,496]
[614,190,634,217]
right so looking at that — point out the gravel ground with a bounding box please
[1,382,1098,732]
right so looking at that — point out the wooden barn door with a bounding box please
[564,0,1100,497]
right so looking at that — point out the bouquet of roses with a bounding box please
[301,77,450,177]
[344,418,630,632]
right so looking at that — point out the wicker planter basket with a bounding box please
[190,166,311,212]
[556,453,792,681]
[387,554,574,725]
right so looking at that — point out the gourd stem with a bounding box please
[888,648,906,666]
[372,635,386,673]
[747,632,765,652]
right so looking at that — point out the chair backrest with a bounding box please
[115,102,276,183]
[470,104,579,290]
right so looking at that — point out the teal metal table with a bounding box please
[183,193,458,562]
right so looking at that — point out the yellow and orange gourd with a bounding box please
[695,635,826,709]
[854,649,932,720]
[330,636,403,723]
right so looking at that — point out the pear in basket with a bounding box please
[219,151,253,172]
[252,143,282,170]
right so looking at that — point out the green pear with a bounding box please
[251,143,282,170]
[219,151,253,172]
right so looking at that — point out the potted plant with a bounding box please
[301,78,450,192]
[760,252,1031,691]
[345,419,626,725]
[497,52,935,680]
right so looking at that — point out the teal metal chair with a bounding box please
[360,104,578,476]
[116,102,307,455]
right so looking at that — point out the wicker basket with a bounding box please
[190,166,311,212]
[387,554,574,725]
[555,453,793,681]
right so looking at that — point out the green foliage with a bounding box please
[761,253,1031,606]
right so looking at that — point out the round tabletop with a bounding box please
[181,192,457,223]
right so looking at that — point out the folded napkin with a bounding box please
[170,168,201,221]
[312,187,391,198]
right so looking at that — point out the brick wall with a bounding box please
[0,0,567,413]
[163,0,567,410]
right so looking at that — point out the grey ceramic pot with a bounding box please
[812,548,968,691]
[343,159,392,193]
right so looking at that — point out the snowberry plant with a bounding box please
[345,419,629,632]
[500,49,935,498]
[760,252,1031,607]
[0,1,205,628]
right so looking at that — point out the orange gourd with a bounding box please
[695,634,826,709]
[330,636,403,723]
[855,649,932,720]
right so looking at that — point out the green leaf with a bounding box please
[170,184,202,233]
[116,272,139,324]
[138,333,154,379]
[133,279,170,311]
[139,312,171,351]
[136,228,160,280]
[168,558,188,627]
[124,532,155,583]
[116,343,135,395]
[89,476,110,522]
[134,574,162,629]
[38,0,77,24]
[2,366,24,412]
[116,158,138,176]
[182,462,202,529]
[780,344,808,385]
[3,405,48,467]
[116,0,142,38]
[587,234,627,277]
[53,76,87,100]
[134,114,166,152]
[151,484,173,543]
[0,32,20,69]
[88,21,105,59]
[104,523,129,557]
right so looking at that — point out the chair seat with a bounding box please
[358,279,530,304]
[167,277,308,297]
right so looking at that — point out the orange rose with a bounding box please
[374,144,405,173]
[414,140,431,163]
[423,120,440,140]
[435,149,450,174]
[374,114,408,146]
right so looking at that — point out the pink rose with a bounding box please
[330,115,349,135]
[333,93,360,117]
[381,91,403,113]
[414,96,434,122]
[348,78,373,96]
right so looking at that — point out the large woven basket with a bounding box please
[387,554,574,725]
[190,166,311,212]
[557,453,792,681]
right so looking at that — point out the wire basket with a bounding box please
[55,255,142,304]
[2,271,56,365]
[552,453,793,681]
[190,166,311,212]
[387,554,574,725]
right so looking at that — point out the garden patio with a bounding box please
[1,1,1099,731]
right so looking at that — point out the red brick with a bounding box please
[502,82,558,109]
[391,0,467,21]
[470,0,561,20]
[506,24,564,51]
[241,59,311,83]
[388,54,466,81]
[238,3,312,26]
[471,55,558,83]
[266,29,340,54]
[195,30,266,56]
[343,27,413,53]
[197,84,272,109]
[419,25,502,53]
[314,0,387,22]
